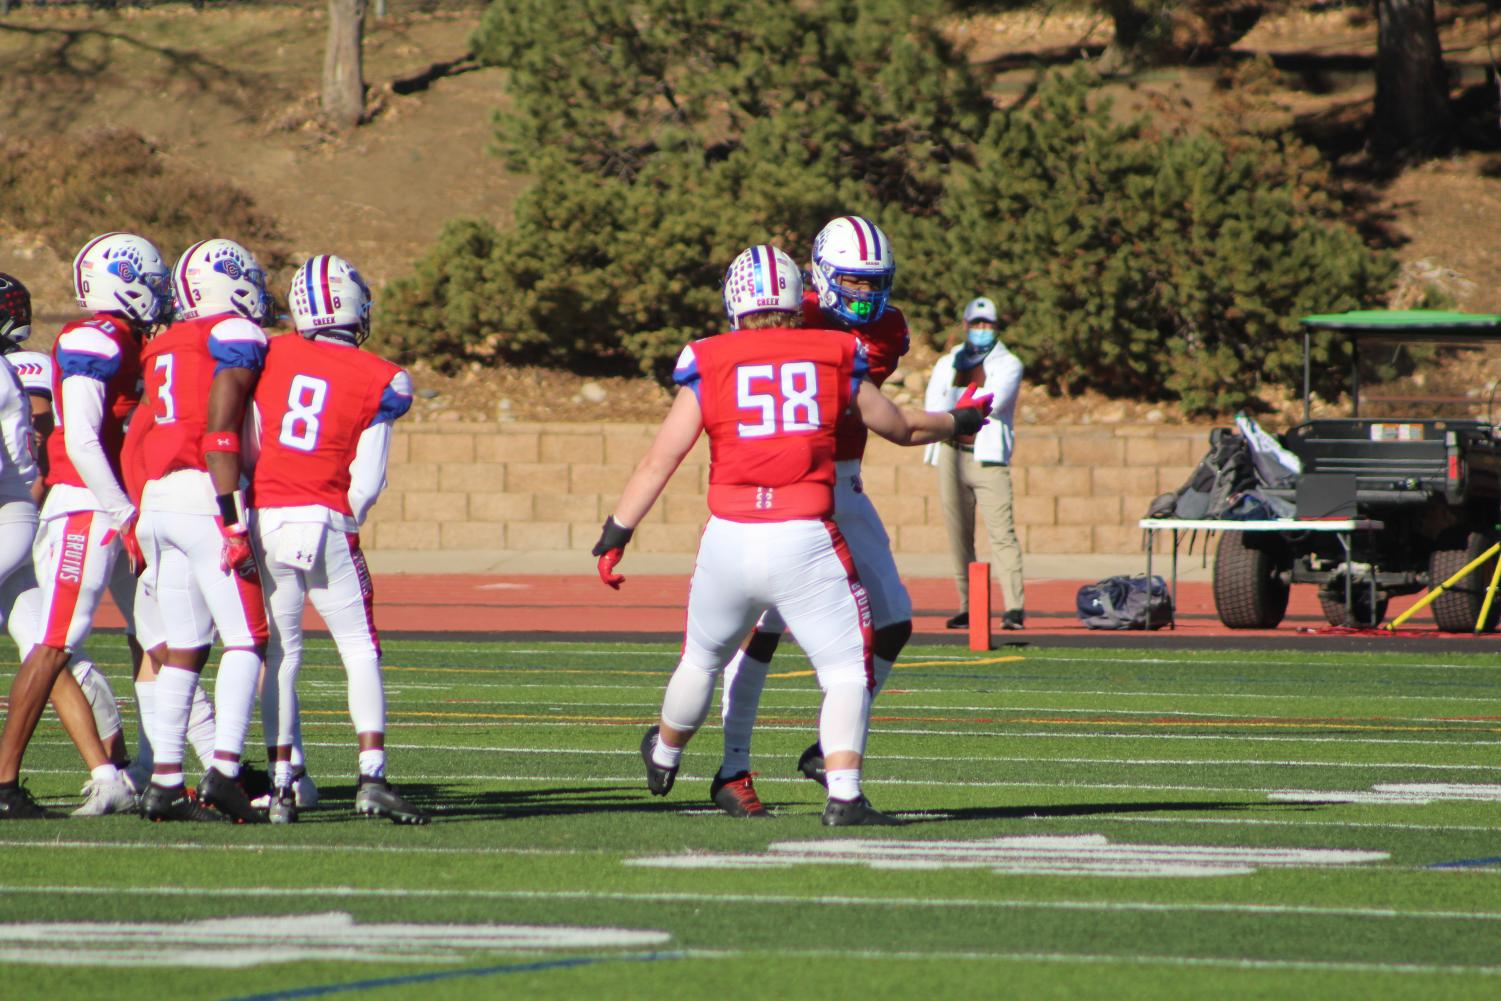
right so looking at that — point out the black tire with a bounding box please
[1317,577,1388,629]
[1428,531,1500,633]
[1212,531,1290,629]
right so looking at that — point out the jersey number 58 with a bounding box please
[735,362,821,438]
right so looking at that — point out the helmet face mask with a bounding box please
[74,232,170,326]
[810,216,895,326]
[0,272,32,352]
[172,239,271,325]
[722,245,803,331]
[288,254,372,345]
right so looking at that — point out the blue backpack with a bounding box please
[1076,575,1173,630]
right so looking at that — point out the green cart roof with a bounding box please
[1300,309,1501,333]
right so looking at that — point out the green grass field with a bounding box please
[2,638,1499,1000]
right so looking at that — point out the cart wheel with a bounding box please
[1428,530,1501,634]
[1318,577,1388,629]
[1212,531,1290,629]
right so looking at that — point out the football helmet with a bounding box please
[6,350,54,399]
[0,272,31,352]
[810,215,894,326]
[288,254,372,344]
[73,232,170,325]
[722,245,802,330]
[172,238,271,324]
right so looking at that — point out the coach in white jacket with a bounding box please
[923,297,1026,630]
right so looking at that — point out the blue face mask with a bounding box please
[965,327,997,353]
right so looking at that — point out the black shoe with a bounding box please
[710,771,771,818]
[821,794,905,827]
[0,782,62,820]
[141,783,227,823]
[354,776,429,825]
[796,740,826,787]
[945,611,969,630]
[640,726,677,796]
[238,762,273,802]
[1002,609,1025,631]
[197,769,267,824]
[268,785,298,825]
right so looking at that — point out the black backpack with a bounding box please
[1149,428,1256,520]
[1076,574,1173,630]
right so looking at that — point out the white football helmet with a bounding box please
[288,254,372,344]
[6,350,54,399]
[73,232,169,325]
[722,245,802,330]
[172,238,270,324]
[0,272,31,351]
[809,215,895,326]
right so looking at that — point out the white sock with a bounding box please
[153,666,198,777]
[827,768,861,802]
[273,760,295,788]
[212,758,240,778]
[212,649,261,767]
[651,737,683,770]
[358,748,386,780]
[345,651,386,735]
[719,651,768,777]
[818,679,871,761]
[660,658,716,734]
[186,684,217,767]
[90,763,120,785]
[133,679,157,772]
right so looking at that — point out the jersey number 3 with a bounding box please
[279,374,329,452]
[736,362,820,438]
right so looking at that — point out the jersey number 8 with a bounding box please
[736,362,820,438]
[279,374,329,452]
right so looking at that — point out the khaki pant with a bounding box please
[938,443,1025,613]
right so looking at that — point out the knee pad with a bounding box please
[744,629,783,663]
[72,660,123,741]
[872,620,912,664]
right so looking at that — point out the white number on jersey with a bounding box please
[153,354,176,424]
[278,374,329,452]
[735,361,821,438]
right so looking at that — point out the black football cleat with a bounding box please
[141,783,227,823]
[796,740,827,787]
[639,725,677,796]
[821,794,905,827]
[710,771,771,818]
[238,762,273,803]
[0,782,62,820]
[354,777,429,825]
[197,769,267,824]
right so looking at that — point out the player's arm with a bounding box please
[60,374,134,524]
[856,379,990,446]
[26,394,50,505]
[592,387,703,588]
[347,369,414,523]
[0,377,38,499]
[203,318,267,573]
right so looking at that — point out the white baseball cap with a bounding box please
[963,297,997,324]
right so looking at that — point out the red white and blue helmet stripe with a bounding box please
[841,215,887,265]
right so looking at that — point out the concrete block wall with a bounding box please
[364,421,1213,556]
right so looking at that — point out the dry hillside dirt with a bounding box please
[4,1,1501,429]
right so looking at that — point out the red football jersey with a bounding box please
[800,291,909,462]
[47,313,142,491]
[137,316,219,481]
[676,327,867,522]
[252,335,411,514]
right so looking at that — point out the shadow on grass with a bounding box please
[899,798,1322,825]
[310,781,692,822]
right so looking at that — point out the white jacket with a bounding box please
[923,342,1023,466]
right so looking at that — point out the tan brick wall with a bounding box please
[368,421,1213,555]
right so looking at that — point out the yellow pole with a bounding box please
[1388,543,1501,630]
[1475,549,1501,634]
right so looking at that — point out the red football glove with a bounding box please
[220,524,257,579]
[950,384,995,437]
[596,548,625,590]
[121,519,145,577]
[591,516,635,590]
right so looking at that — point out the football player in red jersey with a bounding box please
[593,245,990,826]
[711,215,924,812]
[130,237,273,823]
[250,254,424,825]
[0,236,169,821]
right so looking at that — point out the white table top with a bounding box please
[1138,518,1384,532]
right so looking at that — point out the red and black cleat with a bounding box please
[710,771,771,819]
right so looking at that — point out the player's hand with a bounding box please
[120,519,145,577]
[591,516,635,590]
[219,525,257,579]
[950,384,994,438]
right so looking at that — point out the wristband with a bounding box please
[203,430,241,455]
[591,516,634,557]
[217,489,247,530]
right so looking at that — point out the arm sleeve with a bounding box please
[671,344,702,400]
[207,317,269,375]
[346,421,392,525]
[61,376,134,522]
[372,370,413,425]
[0,383,37,492]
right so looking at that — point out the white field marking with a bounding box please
[0,912,669,968]
[8,882,1498,924]
[0,840,596,858]
[680,946,1501,978]
[1269,784,1501,805]
[475,582,530,590]
[625,834,1388,879]
[1028,655,1501,673]
[1032,815,1501,835]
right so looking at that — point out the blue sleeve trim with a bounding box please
[372,384,413,425]
[209,337,267,375]
[56,348,120,382]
